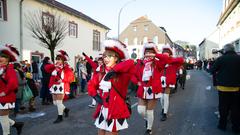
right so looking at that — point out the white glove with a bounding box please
[0,92,6,97]
[52,70,57,76]
[0,68,4,75]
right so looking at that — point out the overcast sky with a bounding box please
[58,0,222,45]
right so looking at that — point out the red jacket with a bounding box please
[84,55,98,70]
[88,59,135,120]
[45,64,74,94]
[131,54,169,98]
[161,57,184,87]
[0,64,18,103]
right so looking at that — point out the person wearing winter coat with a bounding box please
[131,42,169,135]
[210,44,240,133]
[40,57,52,105]
[160,45,184,121]
[45,50,74,124]
[88,39,135,135]
[26,72,39,112]
[0,45,24,135]
[82,53,103,108]
[13,63,26,116]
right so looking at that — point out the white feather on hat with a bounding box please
[162,44,173,55]
[57,50,69,61]
[103,39,129,60]
[0,44,19,62]
[142,42,158,58]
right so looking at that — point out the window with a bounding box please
[0,0,3,20]
[235,39,240,52]
[69,21,78,37]
[144,25,148,31]
[153,36,158,44]
[93,30,101,51]
[124,38,128,45]
[133,26,137,32]
[143,37,148,44]
[0,0,7,21]
[134,37,138,45]
[42,12,54,30]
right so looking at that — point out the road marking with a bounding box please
[16,112,46,120]
[131,102,138,108]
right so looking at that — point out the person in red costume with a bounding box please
[131,42,169,135]
[82,53,104,108]
[0,44,24,135]
[45,50,74,124]
[160,44,184,121]
[88,39,135,135]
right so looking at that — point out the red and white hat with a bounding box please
[103,39,129,60]
[162,44,173,55]
[142,42,158,57]
[0,44,19,62]
[56,50,69,61]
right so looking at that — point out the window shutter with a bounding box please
[3,0,7,21]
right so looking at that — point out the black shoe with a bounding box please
[64,108,70,117]
[144,129,152,135]
[232,126,240,133]
[145,120,148,128]
[161,109,164,115]
[29,107,36,112]
[53,115,63,124]
[217,124,226,131]
[13,122,24,135]
[161,113,167,121]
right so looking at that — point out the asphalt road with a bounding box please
[6,70,239,135]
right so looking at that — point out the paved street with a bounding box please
[9,70,238,135]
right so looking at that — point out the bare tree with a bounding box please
[25,11,68,62]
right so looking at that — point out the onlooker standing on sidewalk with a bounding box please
[13,63,26,116]
[26,72,39,112]
[210,44,240,133]
[31,61,39,81]
[80,59,88,93]
[40,57,52,105]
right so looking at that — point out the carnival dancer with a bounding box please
[82,52,103,108]
[0,44,24,135]
[45,50,74,123]
[88,39,135,135]
[160,45,184,121]
[131,42,169,135]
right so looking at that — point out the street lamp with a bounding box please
[118,0,136,39]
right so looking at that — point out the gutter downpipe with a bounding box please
[20,0,24,61]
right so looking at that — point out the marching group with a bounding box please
[0,39,187,135]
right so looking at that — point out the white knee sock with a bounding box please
[56,100,65,115]
[0,115,10,135]
[160,93,164,108]
[163,94,169,114]
[137,105,146,119]
[146,110,154,130]
[9,118,15,126]
[92,98,96,105]
[53,100,57,105]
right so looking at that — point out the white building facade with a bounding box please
[0,0,110,67]
[199,29,220,60]
[218,0,240,52]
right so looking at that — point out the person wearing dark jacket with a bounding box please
[86,56,93,81]
[210,43,240,133]
[40,57,52,105]
[26,72,39,112]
